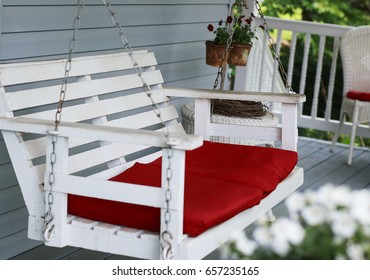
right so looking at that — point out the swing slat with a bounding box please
[5,71,164,111]
[23,106,179,159]
[0,51,156,86]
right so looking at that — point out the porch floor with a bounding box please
[11,137,370,260]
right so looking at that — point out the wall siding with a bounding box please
[0,0,230,259]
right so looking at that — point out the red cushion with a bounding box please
[347,91,370,102]
[68,141,298,237]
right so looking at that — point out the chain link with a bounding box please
[102,0,176,259]
[44,132,58,241]
[44,0,85,242]
[54,0,85,131]
[255,0,294,93]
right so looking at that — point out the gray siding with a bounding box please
[0,0,230,259]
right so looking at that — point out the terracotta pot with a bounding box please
[205,41,232,67]
[228,43,252,66]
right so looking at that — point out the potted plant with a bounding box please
[205,16,234,67]
[206,2,258,67]
[224,185,370,260]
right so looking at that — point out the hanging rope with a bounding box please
[102,0,175,259]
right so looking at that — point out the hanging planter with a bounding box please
[205,41,232,67]
[205,10,257,68]
[228,43,251,66]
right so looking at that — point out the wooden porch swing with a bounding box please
[0,0,305,259]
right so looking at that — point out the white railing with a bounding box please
[235,16,369,138]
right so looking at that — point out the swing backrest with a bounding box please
[0,51,183,211]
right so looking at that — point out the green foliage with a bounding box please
[261,0,370,26]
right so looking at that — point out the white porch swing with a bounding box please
[0,0,305,259]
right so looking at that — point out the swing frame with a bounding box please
[0,51,304,259]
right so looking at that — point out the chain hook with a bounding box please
[161,231,174,260]
[44,224,56,242]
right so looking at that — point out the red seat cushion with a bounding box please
[68,141,298,237]
[347,91,370,102]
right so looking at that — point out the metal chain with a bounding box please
[44,132,58,241]
[255,0,294,93]
[102,0,175,259]
[54,0,85,131]
[44,0,85,242]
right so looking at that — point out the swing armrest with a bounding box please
[0,116,203,151]
[164,87,306,104]
[165,87,306,152]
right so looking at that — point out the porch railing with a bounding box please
[235,16,369,138]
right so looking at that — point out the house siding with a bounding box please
[0,0,230,259]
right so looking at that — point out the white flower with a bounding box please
[331,186,352,208]
[315,184,337,207]
[270,217,305,245]
[270,237,290,257]
[236,238,258,256]
[346,243,365,260]
[232,231,257,256]
[331,212,357,238]
[232,232,258,256]
[301,204,327,226]
[285,192,305,213]
[350,190,370,225]
[253,226,272,246]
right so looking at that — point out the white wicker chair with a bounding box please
[331,26,370,165]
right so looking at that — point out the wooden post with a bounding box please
[194,98,211,140]
[282,103,298,151]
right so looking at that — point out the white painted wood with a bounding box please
[271,29,283,92]
[194,98,211,140]
[282,103,298,151]
[0,50,305,260]
[311,35,326,119]
[0,51,156,86]
[24,106,179,160]
[5,71,164,111]
[52,174,165,208]
[299,33,311,115]
[287,31,297,87]
[165,87,306,103]
[0,117,203,151]
[24,90,170,122]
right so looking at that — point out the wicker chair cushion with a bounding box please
[347,91,370,102]
[68,141,298,237]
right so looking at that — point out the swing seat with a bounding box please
[0,50,305,259]
[69,141,298,237]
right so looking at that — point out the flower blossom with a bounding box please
[331,212,357,238]
[301,204,327,226]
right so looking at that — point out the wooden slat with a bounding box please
[0,51,157,86]
[23,90,169,122]
[24,105,179,159]
[32,123,187,181]
[5,70,164,111]
[51,174,164,208]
